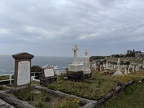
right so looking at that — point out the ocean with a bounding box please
[0,55,83,75]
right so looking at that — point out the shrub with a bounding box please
[31,65,42,72]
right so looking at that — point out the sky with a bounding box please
[0,0,144,57]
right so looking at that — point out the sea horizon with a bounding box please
[0,55,83,75]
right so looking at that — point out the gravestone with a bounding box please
[40,65,57,86]
[135,65,139,71]
[128,64,132,73]
[124,65,128,75]
[113,58,124,76]
[91,62,96,71]
[67,45,83,80]
[132,65,135,72]
[83,50,91,78]
[12,52,34,88]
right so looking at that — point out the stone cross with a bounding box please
[72,45,79,64]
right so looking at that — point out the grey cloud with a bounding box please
[0,0,144,56]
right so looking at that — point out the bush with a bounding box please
[31,65,42,72]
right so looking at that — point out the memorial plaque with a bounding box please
[44,68,54,77]
[17,61,30,85]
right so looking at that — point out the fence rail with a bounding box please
[0,74,14,84]
[0,72,41,85]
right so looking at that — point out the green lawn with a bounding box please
[101,82,144,108]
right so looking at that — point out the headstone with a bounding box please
[113,58,124,76]
[135,65,139,71]
[12,52,34,88]
[44,66,55,77]
[124,65,128,75]
[91,62,96,71]
[128,64,132,73]
[83,50,91,78]
[105,62,110,70]
[103,62,106,69]
[67,45,83,80]
[40,65,57,86]
[132,65,135,72]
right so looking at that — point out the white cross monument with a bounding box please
[68,45,83,72]
[72,45,79,64]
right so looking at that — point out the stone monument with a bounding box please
[67,45,83,80]
[83,50,91,78]
[12,52,34,88]
[113,58,124,76]
[68,45,83,71]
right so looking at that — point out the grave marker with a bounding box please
[67,45,83,80]
[12,52,34,88]
[113,58,124,76]
[40,65,57,86]
[83,50,91,78]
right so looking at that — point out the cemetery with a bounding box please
[0,46,144,108]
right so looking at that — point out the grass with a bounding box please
[101,82,144,108]
[0,86,10,91]
[13,86,80,108]
[31,81,40,85]
[11,70,144,107]
[47,71,143,100]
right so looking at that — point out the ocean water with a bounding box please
[0,55,82,74]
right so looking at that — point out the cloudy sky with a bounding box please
[0,0,144,57]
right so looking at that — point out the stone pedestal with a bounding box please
[68,64,83,72]
[67,71,83,81]
[68,61,83,80]
[113,70,124,76]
